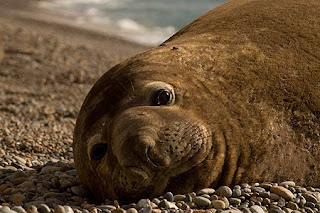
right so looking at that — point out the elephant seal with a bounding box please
[73,0,320,201]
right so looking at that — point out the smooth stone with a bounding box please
[270,193,281,201]
[26,205,38,213]
[302,193,318,203]
[211,200,226,210]
[251,187,266,193]
[193,196,211,207]
[215,186,233,198]
[136,199,151,210]
[259,183,272,189]
[37,204,51,213]
[221,196,230,208]
[12,206,27,213]
[1,206,17,213]
[173,194,186,202]
[70,186,87,197]
[54,206,65,213]
[151,198,160,205]
[229,198,242,205]
[271,186,295,200]
[158,200,178,210]
[63,206,74,213]
[270,208,285,213]
[198,188,215,195]
[232,189,242,198]
[250,205,265,213]
[139,206,152,213]
[280,181,296,188]
[121,203,136,210]
[111,209,125,213]
[163,192,174,202]
[184,194,193,202]
[99,205,117,211]
[220,210,242,213]
[312,192,320,201]
[126,208,138,213]
[240,207,251,213]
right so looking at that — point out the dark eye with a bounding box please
[90,143,108,161]
[152,89,173,106]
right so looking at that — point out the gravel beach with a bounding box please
[1,1,320,213]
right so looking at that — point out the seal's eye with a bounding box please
[152,89,173,106]
[90,143,108,161]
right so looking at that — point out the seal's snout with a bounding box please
[146,146,169,168]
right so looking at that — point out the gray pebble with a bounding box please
[12,206,27,213]
[216,186,233,198]
[152,198,160,205]
[302,193,318,203]
[229,198,242,205]
[269,208,285,213]
[38,204,51,213]
[193,196,211,207]
[163,192,174,202]
[252,187,266,193]
[136,199,151,210]
[184,194,193,202]
[232,189,242,198]
[250,205,265,213]
[138,206,152,213]
[270,193,281,201]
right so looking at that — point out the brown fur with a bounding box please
[0,38,4,62]
[73,0,320,201]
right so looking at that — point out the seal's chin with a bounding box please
[116,165,153,196]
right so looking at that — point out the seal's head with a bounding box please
[73,46,226,201]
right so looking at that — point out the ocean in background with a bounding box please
[38,0,229,45]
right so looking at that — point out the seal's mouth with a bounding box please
[125,166,149,181]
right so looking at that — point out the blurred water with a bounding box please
[39,0,228,45]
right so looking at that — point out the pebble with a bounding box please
[126,208,138,213]
[54,205,65,213]
[250,205,265,213]
[163,192,174,202]
[271,186,296,200]
[193,196,211,207]
[229,198,242,205]
[215,186,233,198]
[37,204,51,213]
[211,200,226,210]
[12,206,27,213]
[198,188,215,195]
[280,181,296,188]
[302,193,318,203]
[136,199,151,210]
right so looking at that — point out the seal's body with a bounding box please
[73,0,320,201]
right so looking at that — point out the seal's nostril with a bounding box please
[90,143,108,161]
[146,146,167,168]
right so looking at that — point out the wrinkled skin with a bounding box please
[73,0,320,201]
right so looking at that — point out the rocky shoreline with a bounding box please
[1,1,320,213]
[1,159,320,213]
